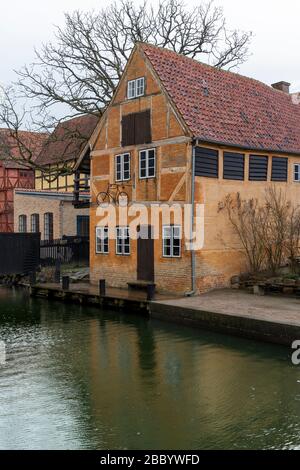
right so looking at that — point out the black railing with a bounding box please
[40,236,89,266]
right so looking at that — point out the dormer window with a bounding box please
[127,77,145,99]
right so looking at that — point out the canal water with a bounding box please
[0,287,299,450]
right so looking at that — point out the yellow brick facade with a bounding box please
[14,191,89,240]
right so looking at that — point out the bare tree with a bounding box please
[0,87,96,180]
[220,188,300,276]
[220,193,266,274]
[16,0,251,117]
[0,0,251,172]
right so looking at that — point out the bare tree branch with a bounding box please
[16,0,252,117]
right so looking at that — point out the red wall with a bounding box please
[0,163,35,232]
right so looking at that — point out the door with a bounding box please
[77,215,90,237]
[137,225,154,282]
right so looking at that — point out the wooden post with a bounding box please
[29,271,36,286]
[54,260,61,283]
[147,284,155,301]
[99,279,106,296]
[62,276,70,290]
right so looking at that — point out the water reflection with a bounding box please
[0,287,299,450]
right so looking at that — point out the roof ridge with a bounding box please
[139,42,296,103]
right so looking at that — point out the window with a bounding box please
[116,226,130,255]
[139,149,156,179]
[127,77,145,99]
[223,152,245,180]
[121,110,151,147]
[18,215,27,233]
[20,170,31,178]
[249,155,268,181]
[96,226,109,254]
[115,153,130,181]
[44,212,53,241]
[31,214,40,233]
[271,157,288,182]
[163,226,181,258]
[294,164,300,182]
[194,147,219,178]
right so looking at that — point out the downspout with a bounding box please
[185,144,196,296]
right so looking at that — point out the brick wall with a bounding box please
[14,191,89,239]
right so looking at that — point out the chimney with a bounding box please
[271,81,291,94]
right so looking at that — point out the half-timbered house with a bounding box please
[83,43,300,294]
[0,130,46,232]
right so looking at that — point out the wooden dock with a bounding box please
[28,282,175,314]
[27,282,300,346]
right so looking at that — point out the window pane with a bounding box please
[164,242,171,257]
[128,80,135,99]
[173,245,180,257]
[173,226,181,239]
[136,77,145,96]
[163,227,171,239]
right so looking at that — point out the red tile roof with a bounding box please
[0,129,47,169]
[35,114,99,166]
[141,43,300,154]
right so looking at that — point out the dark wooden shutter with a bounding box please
[271,157,288,182]
[223,152,245,180]
[194,147,219,178]
[121,113,135,147]
[121,110,151,147]
[249,155,268,181]
[135,109,151,145]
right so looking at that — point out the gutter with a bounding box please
[185,144,196,297]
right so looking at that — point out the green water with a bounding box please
[0,287,299,450]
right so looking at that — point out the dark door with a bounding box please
[77,215,90,237]
[137,225,154,282]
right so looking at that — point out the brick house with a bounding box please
[84,42,300,294]
[0,129,46,232]
[14,115,98,240]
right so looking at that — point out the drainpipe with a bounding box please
[185,144,196,297]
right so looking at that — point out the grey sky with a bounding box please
[1,0,299,91]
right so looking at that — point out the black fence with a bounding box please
[0,233,40,275]
[40,236,89,266]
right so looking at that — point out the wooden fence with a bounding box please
[0,233,40,275]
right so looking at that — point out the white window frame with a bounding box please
[19,215,27,233]
[139,148,156,179]
[294,163,300,182]
[31,213,39,233]
[115,153,131,182]
[162,225,181,258]
[127,77,145,99]
[116,226,130,256]
[96,226,109,254]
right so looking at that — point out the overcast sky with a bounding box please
[1,0,300,91]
